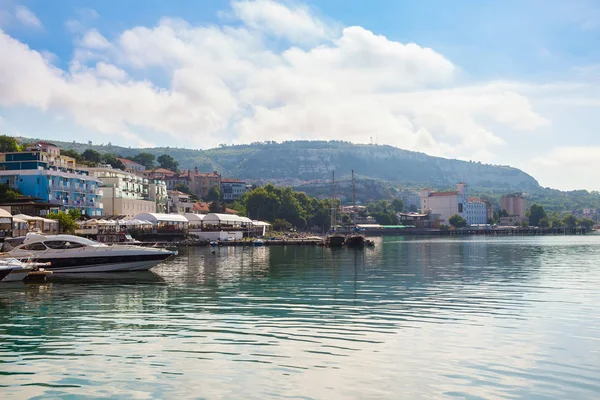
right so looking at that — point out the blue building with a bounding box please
[0,142,103,216]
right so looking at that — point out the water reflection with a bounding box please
[1,236,600,399]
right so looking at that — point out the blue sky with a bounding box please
[0,0,599,190]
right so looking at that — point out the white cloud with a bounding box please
[79,29,111,50]
[528,147,600,190]
[231,0,333,44]
[0,1,556,158]
[14,5,41,29]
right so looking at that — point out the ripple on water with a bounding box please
[1,236,600,398]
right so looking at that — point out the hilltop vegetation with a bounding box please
[37,139,539,189]
[9,136,600,213]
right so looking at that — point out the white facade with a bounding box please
[168,190,192,214]
[88,166,166,216]
[221,180,247,201]
[397,190,421,209]
[421,183,488,226]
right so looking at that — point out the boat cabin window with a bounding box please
[44,240,85,249]
[21,243,47,251]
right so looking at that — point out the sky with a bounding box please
[0,0,599,190]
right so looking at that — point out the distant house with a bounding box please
[165,169,221,200]
[220,178,247,201]
[117,158,146,173]
[420,183,489,225]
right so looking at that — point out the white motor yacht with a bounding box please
[4,233,176,273]
[0,256,32,282]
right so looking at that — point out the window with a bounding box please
[458,203,463,213]
[22,243,47,251]
[43,240,85,249]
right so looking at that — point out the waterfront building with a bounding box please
[420,183,488,225]
[168,190,193,214]
[397,212,440,229]
[221,178,248,201]
[165,169,221,200]
[501,193,527,219]
[0,142,102,216]
[87,166,166,217]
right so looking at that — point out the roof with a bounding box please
[148,168,177,175]
[221,178,245,183]
[117,158,143,166]
[14,213,43,221]
[168,190,190,196]
[429,191,459,197]
[193,202,209,213]
[203,213,249,224]
[33,141,58,147]
[184,213,205,222]
[192,202,239,214]
[133,213,189,223]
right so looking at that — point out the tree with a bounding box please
[46,210,80,234]
[391,198,404,212]
[102,153,125,170]
[273,218,292,231]
[341,214,351,224]
[61,149,83,162]
[82,149,102,164]
[208,201,225,213]
[538,217,550,228]
[562,214,578,229]
[132,152,155,169]
[371,212,392,225]
[0,135,21,152]
[521,220,529,228]
[157,154,179,172]
[408,204,418,212]
[579,218,595,230]
[205,186,221,202]
[449,214,467,228]
[528,204,547,226]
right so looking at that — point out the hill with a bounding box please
[38,139,539,192]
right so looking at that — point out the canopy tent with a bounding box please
[134,213,189,224]
[252,221,271,227]
[202,213,252,226]
[184,213,205,227]
[14,214,43,222]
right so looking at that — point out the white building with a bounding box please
[88,166,166,217]
[420,183,489,226]
[168,190,193,214]
[396,190,421,210]
[221,178,248,201]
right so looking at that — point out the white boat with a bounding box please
[0,256,32,282]
[4,233,175,273]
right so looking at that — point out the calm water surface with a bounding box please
[1,236,600,399]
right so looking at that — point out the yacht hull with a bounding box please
[12,252,173,273]
[1,268,31,282]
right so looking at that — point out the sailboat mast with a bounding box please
[352,169,356,226]
[331,171,336,229]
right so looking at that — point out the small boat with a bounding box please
[253,239,264,247]
[325,233,346,247]
[344,234,366,248]
[4,233,176,273]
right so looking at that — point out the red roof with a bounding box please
[148,168,177,176]
[429,191,458,197]
[193,202,239,214]
[117,158,142,166]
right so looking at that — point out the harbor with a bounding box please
[2,236,600,398]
